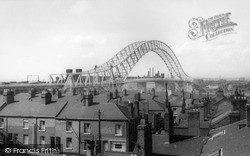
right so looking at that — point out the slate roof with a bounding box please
[211,100,232,126]
[56,93,131,120]
[0,93,67,117]
[201,119,250,156]
[153,137,206,156]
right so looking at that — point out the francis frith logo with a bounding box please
[188,12,237,41]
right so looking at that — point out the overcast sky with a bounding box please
[0,0,250,82]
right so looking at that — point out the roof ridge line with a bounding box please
[210,119,246,133]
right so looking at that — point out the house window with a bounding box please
[83,141,87,151]
[8,133,13,141]
[103,141,109,151]
[115,124,122,136]
[66,137,72,149]
[40,136,45,145]
[14,133,18,142]
[0,118,4,128]
[66,121,72,132]
[110,141,125,152]
[0,133,4,144]
[23,119,29,129]
[39,121,45,131]
[23,135,29,145]
[115,144,122,149]
[84,123,91,134]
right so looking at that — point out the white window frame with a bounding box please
[115,124,122,136]
[66,137,73,149]
[39,120,45,131]
[23,135,29,145]
[66,121,72,132]
[40,136,45,146]
[83,123,91,134]
[23,119,29,129]
[0,118,4,128]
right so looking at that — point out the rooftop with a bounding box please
[202,119,250,156]
[153,136,206,156]
[57,94,131,120]
[0,93,67,117]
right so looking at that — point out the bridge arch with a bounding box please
[92,40,191,81]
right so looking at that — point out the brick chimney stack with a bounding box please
[56,89,62,99]
[82,93,94,107]
[29,88,36,98]
[134,101,140,117]
[123,88,127,96]
[128,102,134,119]
[3,89,14,104]
[41,90,52,105]
[164,83,174,143]
[135,92,141,102]
[107,91,113,102]
[246,104,250,127]
[140,101,149,125]
[151,88,155,99]
[188,110,200,136]
[204,100,208,121]
[181,89,186,114]
[229,111,240,124]
[114,89,119,99]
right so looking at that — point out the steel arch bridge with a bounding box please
[49,40,192,89]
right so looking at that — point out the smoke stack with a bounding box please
[41,90,52,105]
[3,89,14,104]
[246,104,250,127]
